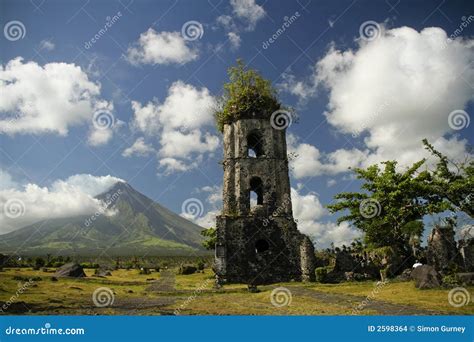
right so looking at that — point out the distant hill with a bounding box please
[0,182,207,256]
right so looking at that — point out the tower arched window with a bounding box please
[249,177,263,208]
[247,131,264,158]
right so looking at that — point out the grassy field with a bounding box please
[0,267,472,315]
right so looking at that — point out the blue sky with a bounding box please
[1,0,473,247]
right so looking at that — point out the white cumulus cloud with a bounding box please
[131,81,219,173]
[0,57,116,145]
[122,137,155,157]
[126,29,198,65]
[282,25,474,177]
[0,172,124,234]
[230,0,266,31]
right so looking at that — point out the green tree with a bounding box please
[423,139,473,217]
[214,60,282,132]
[200,227,216,251]
[327,160,448,255]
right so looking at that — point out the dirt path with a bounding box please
[145,269,176,292]
[285,286,443,315]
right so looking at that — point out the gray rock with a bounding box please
[411,265,441,289]
[456,272,474,286]
[54,263,86,278]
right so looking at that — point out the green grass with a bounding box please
[0,268,472,315]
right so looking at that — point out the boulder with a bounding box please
[54,263,86,278]
[396,268,413,282]
[94,268,112,277]
[456,272,474,286]
[411,265,441,289]
[178,265,197,275]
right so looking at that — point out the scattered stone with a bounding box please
[247,285,259,293]
[54,263,86,278]
[178,265,197,275]
[94,268,112,277]
[50,277,58,282]
[456,272,474,286]
[411,265,441,289]
[139,267,151,275]
[127,290,134,293]
[396,269,412,282]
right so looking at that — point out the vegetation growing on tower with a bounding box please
[214,60,282,132]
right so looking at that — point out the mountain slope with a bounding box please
[0,182,207,256]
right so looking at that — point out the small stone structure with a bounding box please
[426,226,461,273]
[215,115,316,285]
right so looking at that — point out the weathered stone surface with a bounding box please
[456,272,474,285]
[396,268,413,282]
[215,117,315,285]
[54,263,86,278]
[411,265,441,289]
[427,226,460,273]
[94,268,112,277]
[459,238,474,272]
[178,265,197,275]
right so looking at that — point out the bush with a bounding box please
[214,60,282,132]
[315,267,328,283]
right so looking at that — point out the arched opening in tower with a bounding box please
[255,239,270,253]
[247,131,264,158]
[249,177,264,208]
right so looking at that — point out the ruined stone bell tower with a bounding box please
[215,112,316,285]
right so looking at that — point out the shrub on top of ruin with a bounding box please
[214,60,282,132]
